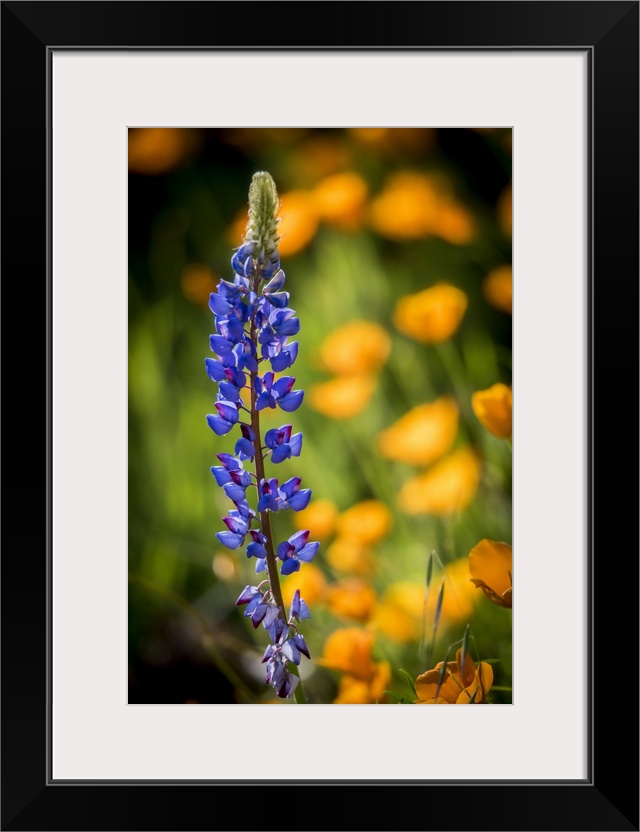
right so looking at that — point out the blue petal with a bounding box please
[264,428,279,450]
[277,540,293,560]
[246,541,268,559]
[287,489,312,512]
[281,639,301,665]
[210,466,232,486]
[204,357,226,382]
[215,400,239,424]
[219,381,240,402]
[293,633,310,659]
[272,376,295,398]
[255,558,267,573]
[298,598,311,619]
[209,293,233,317]
[223,482,246,503]
[297,541,319,563]
[277,390,304,412]
[288,433,303,456]
[289,529,310,551]
[206,414,233,436]
[266,291,290,309]
[280,557,300,576]
[234,437,256,460]
[279,477,301,499]
[257,494,279,513]
[271,444,292,464]
[275,317,300,337]
[256,391,276,411]
[216,530,244,549]
[210,334,233,356]
[236,585,260,605]
[263,271,286,293]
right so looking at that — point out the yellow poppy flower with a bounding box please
[313,172,368,230]
[415,647,493,704]
[308,375,377,420]
[333,662,391,704]
[471,383,512,440]
[292,498,339,542]
[128,128,200,175]
[399,447,481,515]
[376,397,459,466]
[317,627,376,681]
[483,265,512,314]
[180,263,218,307]
[373,582,425,643]
[281,562,327,608]
[277,190,319,256]
[336,500,393,547]
[468,539,512,608]
[326,537,375,576]
[434,203,475,245]
[317,321,391,376]
[326,579,377,622]
[393,284,467,343]
[369,172,441,240]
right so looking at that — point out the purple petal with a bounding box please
[234,437,255,460]
[223,482,246,503]
[222,515,247,535]
[217,453,241,471]
[264,428,279,450]
[281,639,301,665]
[279,477,301,499]
[277,540,294,560]
[293,634,310,659]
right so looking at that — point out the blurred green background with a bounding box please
[128,127,512,704]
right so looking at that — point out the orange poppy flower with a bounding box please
[415,647,493,704]
[468,539,512,608]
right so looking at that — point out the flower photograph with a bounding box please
[128,127,512,704]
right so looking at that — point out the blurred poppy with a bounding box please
[308,375,377,420]
[369,171,441,239]
[292,498,339,541]
[468,539,512,608]
[415,647,493,704]
[374,581,425,643]
[472,383,512,440]
[483,265,513,314]
[128,128,201,175]
[326,579,377,621]
[313,172,368,230]
[180,263,218,306]
[393,284,467,343]
[281,562,327,608]
[399,447,481,515]
[317,320,391,376]
[277,190,319,256]
[318,627,376,680]
[333,661,391,704]
[326,537,375,576]
[434,203,475,245]
[336,500,393,547]
[376,396,459,466]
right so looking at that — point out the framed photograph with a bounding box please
[2,2,637,830]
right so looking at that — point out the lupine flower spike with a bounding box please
[206,172,318,701]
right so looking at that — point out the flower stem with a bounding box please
[249,294,306,704]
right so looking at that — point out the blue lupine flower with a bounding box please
[206,400,239,435]
[289,589,311,621]
[277,529,319,575]
[264,424,302,463]
[278,477,312,511]
[206,171,319,699]
[234,423,256,461]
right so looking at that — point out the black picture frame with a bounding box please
[2,2,638,830]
